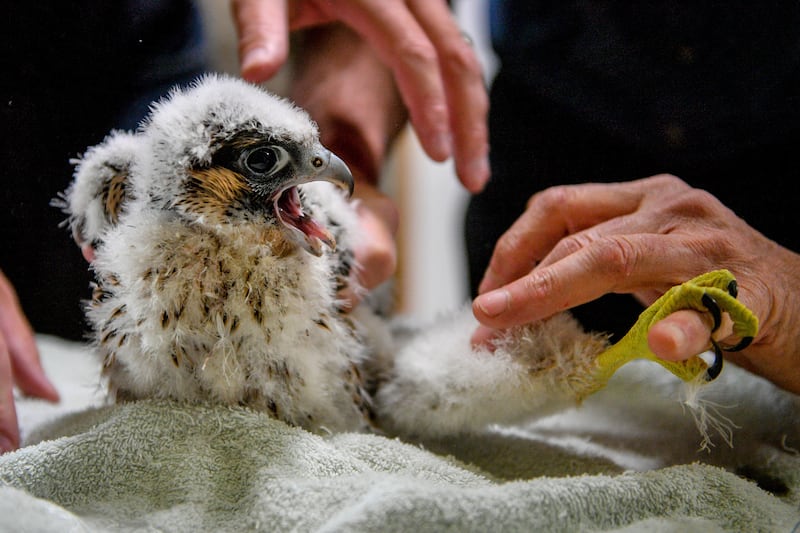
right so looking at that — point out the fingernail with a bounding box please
[475,290,509,317]
[241,47,273,82]
[669,322,689,351]
[242,46,269,67]
[464,156,490,193]
[431,131,453,160]
[654,322,688,361]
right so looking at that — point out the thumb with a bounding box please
[648,310,715,362]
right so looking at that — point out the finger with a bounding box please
[331,1,453,162]
[339,185,399,309]
[231,0,290,82]
[407,0,489,192]
[473,233,694,330]
[648,310,714,362]
[470,324,501,349]
[538,175,692,270]
[0,275,59,402]
[81,243,95,263]
[477,182,646,295]
[0,337,20,452]
[352,193,398,291]
[9,332,60,403]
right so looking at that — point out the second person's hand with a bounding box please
[0,270,60,453]
[230,0,490,193]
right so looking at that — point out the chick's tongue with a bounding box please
[276,186,335,251]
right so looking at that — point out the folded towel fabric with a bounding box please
[1,336,797,532]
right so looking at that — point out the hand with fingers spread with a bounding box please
[471,175,800,394]
[0,270,60,453]
[231,0,490,193]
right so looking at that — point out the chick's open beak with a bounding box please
[273,150,354,256]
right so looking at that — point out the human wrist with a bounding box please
[735,246,800,393]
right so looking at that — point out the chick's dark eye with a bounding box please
[245,147,276,173]
[242,146,288,176]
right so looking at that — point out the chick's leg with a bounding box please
[373,270,758,439]
[373,309,609,439]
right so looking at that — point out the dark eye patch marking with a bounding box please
[211,130,301,182]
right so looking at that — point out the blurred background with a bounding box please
[196,0,497,322]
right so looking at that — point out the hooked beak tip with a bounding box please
[325,152,355,198]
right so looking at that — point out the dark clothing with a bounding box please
[2,1,208,340]
[488,0,800,160]
[468,1,800,339]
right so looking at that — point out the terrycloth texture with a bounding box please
[2,336,799,532]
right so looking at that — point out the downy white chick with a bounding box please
[60,75,756,439]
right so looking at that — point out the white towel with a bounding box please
[1,335,798,532]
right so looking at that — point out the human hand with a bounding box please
[337,183,399,310]
[0,270,60,453]
[471,175,800,393]
[230,0,490,192]
[288,24,401,309]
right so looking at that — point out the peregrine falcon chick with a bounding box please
[59,75,748,439]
